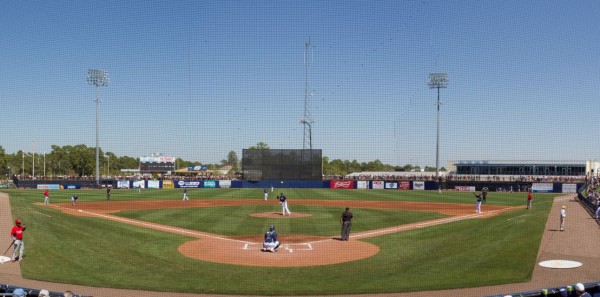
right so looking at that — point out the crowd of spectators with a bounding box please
[333,172,587,183]
[0,285,81,297]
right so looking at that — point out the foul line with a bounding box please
[63,206,254,245]
[351,207,514,239]
[48,204,516,248]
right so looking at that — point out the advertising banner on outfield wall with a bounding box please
[454,186,476,192]
[330,180,354,189]
[132,180,145,189]
[176,180,201,188]
[384,182,398,189]
[203,180,217,188]
[372,181,384,189]
[162,180,174,189]
[399,181,410,190]
[37,184,60,190]
[413,181,425,190]
[532,183,553,193]
[147,180,160,189]
[219,180,231,188]
[117,180,130,189]
[356,181,369,189]
[562,183,577,193]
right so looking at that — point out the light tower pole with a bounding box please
[428,73,448,182]
[87,69,109,188]
[302,38,314,150]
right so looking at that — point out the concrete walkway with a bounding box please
[1,193,599,297]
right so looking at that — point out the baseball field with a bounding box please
[4,188,558,295]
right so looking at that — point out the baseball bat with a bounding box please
[3,240,15,255]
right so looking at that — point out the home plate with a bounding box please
[539,260,582,269]
[0,256,11,264]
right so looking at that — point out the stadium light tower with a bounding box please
[300,119,312,150]
[87,69,109,188]
[302,38,314,150]
[428,73,448,181]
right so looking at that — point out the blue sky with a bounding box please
[1,1,600,167]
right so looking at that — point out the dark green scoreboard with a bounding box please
[242,149,322,181]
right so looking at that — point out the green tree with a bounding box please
[226,151,239,171]
[249,142,269,150]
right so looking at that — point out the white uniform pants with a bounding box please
[282,201,291,216]
[12,240,24,261]
[262,241,280,252]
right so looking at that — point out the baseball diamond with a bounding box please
[1,189,600,297]
[45,199,514,266]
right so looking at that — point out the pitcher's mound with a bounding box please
[250,212,312,218]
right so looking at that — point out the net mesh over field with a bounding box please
[242,149,322,180]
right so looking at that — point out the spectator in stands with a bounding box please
[558,288,568,297]
[575,283,591,296]
[12,288,26,297]
[38,289,50,297]
[63,291,75,297]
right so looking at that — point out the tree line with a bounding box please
[0,142,444,179]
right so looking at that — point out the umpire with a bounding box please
[340,207,353,241]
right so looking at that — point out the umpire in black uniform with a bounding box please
[340,207,353,241]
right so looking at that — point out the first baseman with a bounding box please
[473,192,483,214]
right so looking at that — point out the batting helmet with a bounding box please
[15,219,21,225]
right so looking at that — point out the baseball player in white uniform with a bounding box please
[278,192,291,216]
[263,188,268,201]
[183,188,189,201]
[560,206,566,231]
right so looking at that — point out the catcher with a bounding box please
[261,224,280,252]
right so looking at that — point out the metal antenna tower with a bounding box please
[301,38,314,150]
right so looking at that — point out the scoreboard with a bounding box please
[139,156,175,174]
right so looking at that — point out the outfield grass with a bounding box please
[3,188,558,295]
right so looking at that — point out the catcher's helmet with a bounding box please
[15,219,21,225]
[269,224,275,231]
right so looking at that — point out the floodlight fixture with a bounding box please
[428,72,448,181]
[300,119,313,150]
[87,69,109,188]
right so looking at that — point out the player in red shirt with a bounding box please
[10,219,26,262]
[43,190,49,205]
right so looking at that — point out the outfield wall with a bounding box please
[12,179,584,193]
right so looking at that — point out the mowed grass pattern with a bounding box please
[3,188,557,295]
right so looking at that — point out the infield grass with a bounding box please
[3,188,559,295]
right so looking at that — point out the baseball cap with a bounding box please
[12,288,26,297]
[39,289,50,297]
[558,288,567,297]
[15,219,21,224]
[575,283,585,292]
